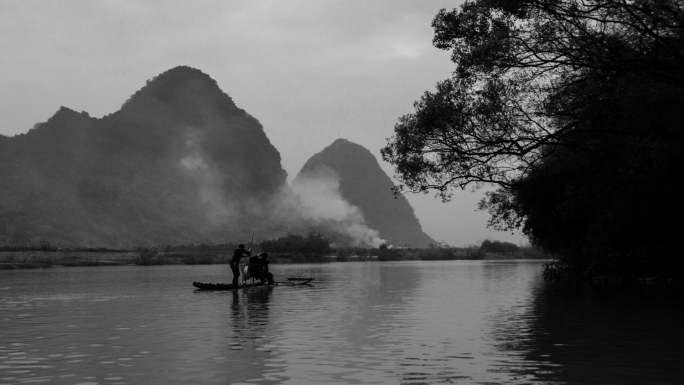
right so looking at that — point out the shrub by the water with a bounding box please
[417,248,457,260]
[481,240,519,254]
[521,245,548,259]
[135,247,165,265]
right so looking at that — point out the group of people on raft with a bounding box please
[229,243,274,286]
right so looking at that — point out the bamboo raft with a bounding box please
[193,277,314,290]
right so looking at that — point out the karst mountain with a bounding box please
[0,67,436,248]
[294,139,436,247]
[0,66,286,247]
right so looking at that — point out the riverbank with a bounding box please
[0,251,139,269]
[4,251,679,285]
[0,252,441,270]
[0,251,239,269]
[0,250,315,269]
[0,249,543,270]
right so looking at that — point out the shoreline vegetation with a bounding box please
[0,237,547,270]
[2,241,680,284]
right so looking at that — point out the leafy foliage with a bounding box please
[480,239,518,253]
[260,231,333,262]
[383,0,683,196]
[382,0,684,278]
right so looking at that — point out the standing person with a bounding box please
[230,244,251,286]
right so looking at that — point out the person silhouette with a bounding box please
[230,244,251,286]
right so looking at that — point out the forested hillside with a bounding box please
[0,66,287,247]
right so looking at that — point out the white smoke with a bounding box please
[177,129,384,247]
[287,169,385,247]
[179,130,235,225]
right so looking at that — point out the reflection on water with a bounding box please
[488,280,684,385]
[1,261,682,384]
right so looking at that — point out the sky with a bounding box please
[0,0,524,247]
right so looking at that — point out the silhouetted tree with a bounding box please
[383,0,683,196]
[259,231,333,262]
[302,231,333,258]
[381,0,684,278]
[481,240,519,254]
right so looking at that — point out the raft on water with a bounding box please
[193,277,314,290]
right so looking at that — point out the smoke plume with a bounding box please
[281,168,385,247]
[179,129,235,226]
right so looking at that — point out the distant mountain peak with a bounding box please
[331,138,352,145]
[301,138,379,173]
[51,106,80,118]
[144,66,220,94]
[295,139,436,247]
[24,106,93,138]
[155,65,207,78]
[119,66,239,121]
[328,138,360,148]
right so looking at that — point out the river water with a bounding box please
[1,260,683,384]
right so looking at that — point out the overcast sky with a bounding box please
[0,0,524,247]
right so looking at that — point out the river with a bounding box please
[1,260,683,384]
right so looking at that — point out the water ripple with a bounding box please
[1,262,683,384]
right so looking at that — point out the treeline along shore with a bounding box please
[0,234,547,270]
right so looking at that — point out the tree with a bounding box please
[481,239,519,253]
[259,231,333,262]
[383,0,683,195]
[302,231,333,258]
[259,233,305,255]
[381,0,684,278]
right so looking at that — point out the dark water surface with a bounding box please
[1,261,683,384]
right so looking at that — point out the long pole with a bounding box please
[250,226,255,251]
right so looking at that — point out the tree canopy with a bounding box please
[382,0,684,278]
[481,239,519,254]
[259,231,333,258]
